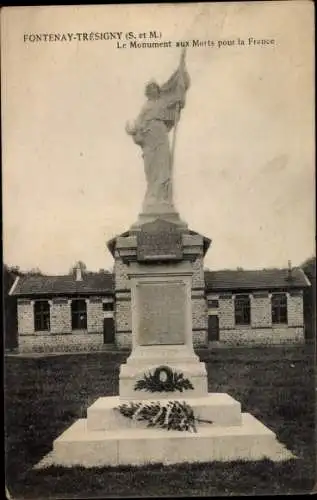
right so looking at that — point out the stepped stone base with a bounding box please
[34,219,295,470]
[87,394,242,430]
[34,393,295,469]
[119,345,208,400]
[120,362,208,400]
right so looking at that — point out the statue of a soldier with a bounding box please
[126,49,190,212]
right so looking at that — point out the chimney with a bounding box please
[75,264,83,281]
[287,260,293,280]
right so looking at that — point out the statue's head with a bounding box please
[145,80,160,100]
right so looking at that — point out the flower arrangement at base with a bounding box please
[134,365,194,393]
[116,400,213,433]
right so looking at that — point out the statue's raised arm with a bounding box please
[126,50,190,214]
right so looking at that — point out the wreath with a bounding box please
[134,366,194,393]
[116,400,213,433]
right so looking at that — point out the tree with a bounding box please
[302,256,316,280]
[98,268,112,274]
[301,256,316,342]
[27,267,43,276]
[69,261,87,275]
[7,265,21,275]
[3,264,20,350]
[3,265,19,295]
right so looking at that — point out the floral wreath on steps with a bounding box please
[116,366,213,432]
[134,365,194,393]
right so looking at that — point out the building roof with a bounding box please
[205,268,310,292]
[10,272,114,297]
[9,267,310,297]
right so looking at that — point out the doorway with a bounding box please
[208,315,219,341]
[103,317,115,344]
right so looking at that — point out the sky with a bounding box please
[1,2,315,274]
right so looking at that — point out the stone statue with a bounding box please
[126,49,190,213]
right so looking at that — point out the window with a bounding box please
[207,299,219,309]
[71,299,87,329]
[235,295,250,325]
[34,300,50,331]
[103,302,114,312]
[271,293,288,324]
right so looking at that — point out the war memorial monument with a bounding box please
[37,49,293,467]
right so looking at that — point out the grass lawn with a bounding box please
[5,345,316,498]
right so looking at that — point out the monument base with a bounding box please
[119,344,208,399]
[34,393,295,469]
[131,206,188,229]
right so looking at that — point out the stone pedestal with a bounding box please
[108,219,210,349]
[131,203,188,229]
[37,393,294,468]
[36,218,294,469]
[119,257,208,399]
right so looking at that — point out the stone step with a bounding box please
[119,360,208,399]
[86,393,242,431]
[119,380,208,400]
[48,413,294,468]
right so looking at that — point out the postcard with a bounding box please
[2,2,315,498]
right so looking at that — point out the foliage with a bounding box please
[134,366,194,393]
[117,400,203,432]
[301,256,316,280]
[3,264,43,283]
[3,265,19,294]
[301,256,316,340]
[69,260,87,275]
[28,267,43,276]
[3,265,21,349]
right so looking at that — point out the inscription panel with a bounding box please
[137,220,182,261]
[138,282,186,345]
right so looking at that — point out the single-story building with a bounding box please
[9,264,310,353]
[205,267,310,346]
[9,268,115,353]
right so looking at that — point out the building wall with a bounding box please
[206,290,305,346]
[218,294,235,329]
[115,297,132,332]
[18,299,35,335]
[116,331,132,348]
[51,299,72,334]
[114,255,130,291]
[251,293,271,328]
[17,284,306,351]
[114,254,132,348]
[19,333,104,353]
[192,256,205,289]
[17,295,114,352]
[87,297,104,333]
[288,292,304,327]
[191,254,208,347]
[220,327,304,345]
[193,330,207,347]
[192,294,207,327]
[192,286,208,347]
[115,290,132,348]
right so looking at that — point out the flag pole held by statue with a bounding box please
[170,48,187,170]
